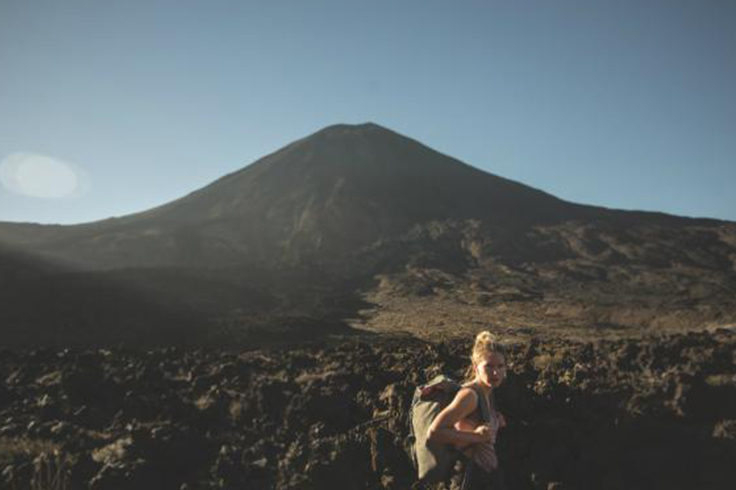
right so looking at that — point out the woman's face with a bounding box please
[475,351,506,388]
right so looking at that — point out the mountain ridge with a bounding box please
[0,122,589,268]
[0,123,734,347]
[1,123,725,268]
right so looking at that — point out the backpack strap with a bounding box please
[468,385,491,423]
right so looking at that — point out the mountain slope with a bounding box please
[0,123,611,269]
[0,123,734,346]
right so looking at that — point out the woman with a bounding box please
[427,331,507,489]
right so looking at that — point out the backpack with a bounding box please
[409,375,494,483]
[408,374,463,482]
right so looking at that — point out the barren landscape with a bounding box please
[1,124,735,489]
[2,329,735,489]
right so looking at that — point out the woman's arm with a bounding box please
[426,388,494,447]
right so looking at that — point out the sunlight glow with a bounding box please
[0,152,88,199]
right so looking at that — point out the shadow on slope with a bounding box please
[0,244,373,348]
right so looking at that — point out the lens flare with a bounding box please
[0,153,88,199]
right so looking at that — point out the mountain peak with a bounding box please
[313,122,397,140]
[319,122,384,133]
[8,123,589,269]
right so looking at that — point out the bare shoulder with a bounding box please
[452,386,479,412]
[432,386,479,428]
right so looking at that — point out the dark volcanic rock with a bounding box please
[0,331,735,489]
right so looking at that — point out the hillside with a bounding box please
[0,123,735,346]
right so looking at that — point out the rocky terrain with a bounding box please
[2,328,735,489]
[352,218,736,340]
[2,122,735,488]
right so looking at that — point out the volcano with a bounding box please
[0,123,594,269]
[1,123,735,346]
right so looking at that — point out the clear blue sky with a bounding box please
[1,0,734,224]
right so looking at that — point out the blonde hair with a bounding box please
[464,330,506,382]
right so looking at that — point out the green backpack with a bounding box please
[408,374,464,482]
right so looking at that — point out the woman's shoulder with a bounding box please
[445,385,480,418]
[460,382,480,394]
[455,384,480,407]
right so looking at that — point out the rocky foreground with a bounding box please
[1,330,735,490]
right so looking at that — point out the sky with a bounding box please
[1,0,734,224]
